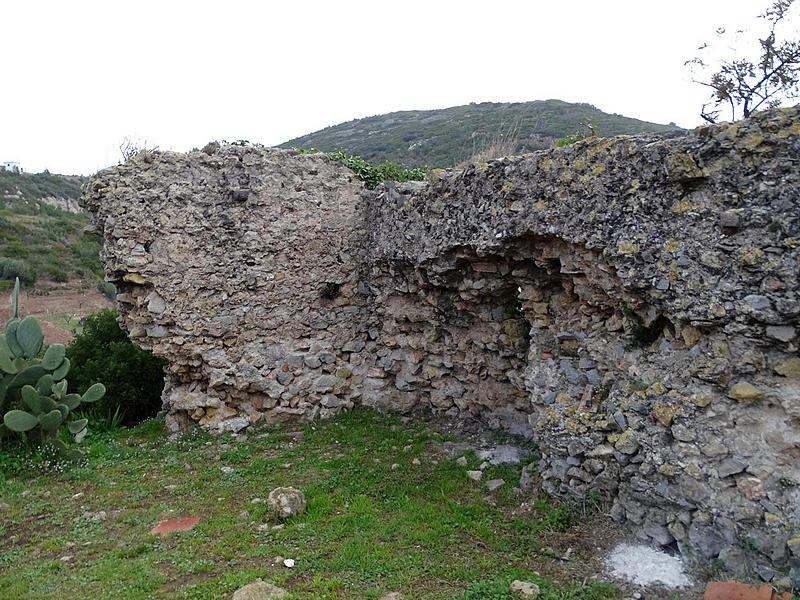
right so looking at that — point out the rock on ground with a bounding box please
[267,487,306,519]
[232,579,288,600]
[510,579,540,598]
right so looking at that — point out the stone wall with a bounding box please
[83,108,800,584]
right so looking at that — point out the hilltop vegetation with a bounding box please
[0,170,101,286]
[0,169,83,204]
[281,99,682,168]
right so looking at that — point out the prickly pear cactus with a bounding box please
[0,278,105,456]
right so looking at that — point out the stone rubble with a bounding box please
[83,107,800,582]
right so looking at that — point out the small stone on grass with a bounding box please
[268,487,306,519]
[232,578,288,600]
[467,470,483,481]
[510,580,540,598]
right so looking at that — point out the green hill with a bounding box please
[0,169,101,286]
[280,99,682,168]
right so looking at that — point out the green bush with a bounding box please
[325,150,428,189]
[66,309,166,425]
[0,257,36,285]
[48,266,68,283]
[295,148,427,189]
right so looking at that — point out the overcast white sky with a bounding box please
[0,0,791,175]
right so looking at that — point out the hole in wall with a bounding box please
[620,303,674,347]
[321,282,341,300]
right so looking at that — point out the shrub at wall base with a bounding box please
[66,308,166,425]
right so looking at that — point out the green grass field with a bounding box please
[0,410,622,600]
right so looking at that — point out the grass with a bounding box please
[0,409,621,600]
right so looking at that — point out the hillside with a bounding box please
[280,99,683,168]
[0,169,102,286]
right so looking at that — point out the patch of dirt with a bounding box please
[0,283,113,345]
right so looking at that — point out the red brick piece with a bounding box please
[149,517,201,536]
[703,580,792,600]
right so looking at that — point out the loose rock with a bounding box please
[232,579,288,600]
[267,487,306,519]
[510,580,540,598]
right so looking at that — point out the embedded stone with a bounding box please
[122,272,148,285]
[727,382,765,402]
[681,325,702,347]
[718,210,741,228]
[702,580,786,600]
[743,295,770,311]
[652,402,679,427]
[788,537,800,557]
[766,325,795,342]
[614,430,639,455]
[313,375,336,393]
[717,458,747,479]
[304,356,322,369]
[736,477,766,501]
[146,292,166,314]
[664,152,704,181]
[774,357,800,377]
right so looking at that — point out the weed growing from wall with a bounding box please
[296,148,428,189]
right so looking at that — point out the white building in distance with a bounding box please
[0,162,23,173]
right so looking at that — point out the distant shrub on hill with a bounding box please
[0,258,36,285]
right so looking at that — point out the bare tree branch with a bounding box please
[687,0,799,122]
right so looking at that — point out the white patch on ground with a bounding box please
[476,445,524,464]
[606,543,692,588]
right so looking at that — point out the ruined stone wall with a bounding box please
[83,108,800,584]
[83,149,374,431]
